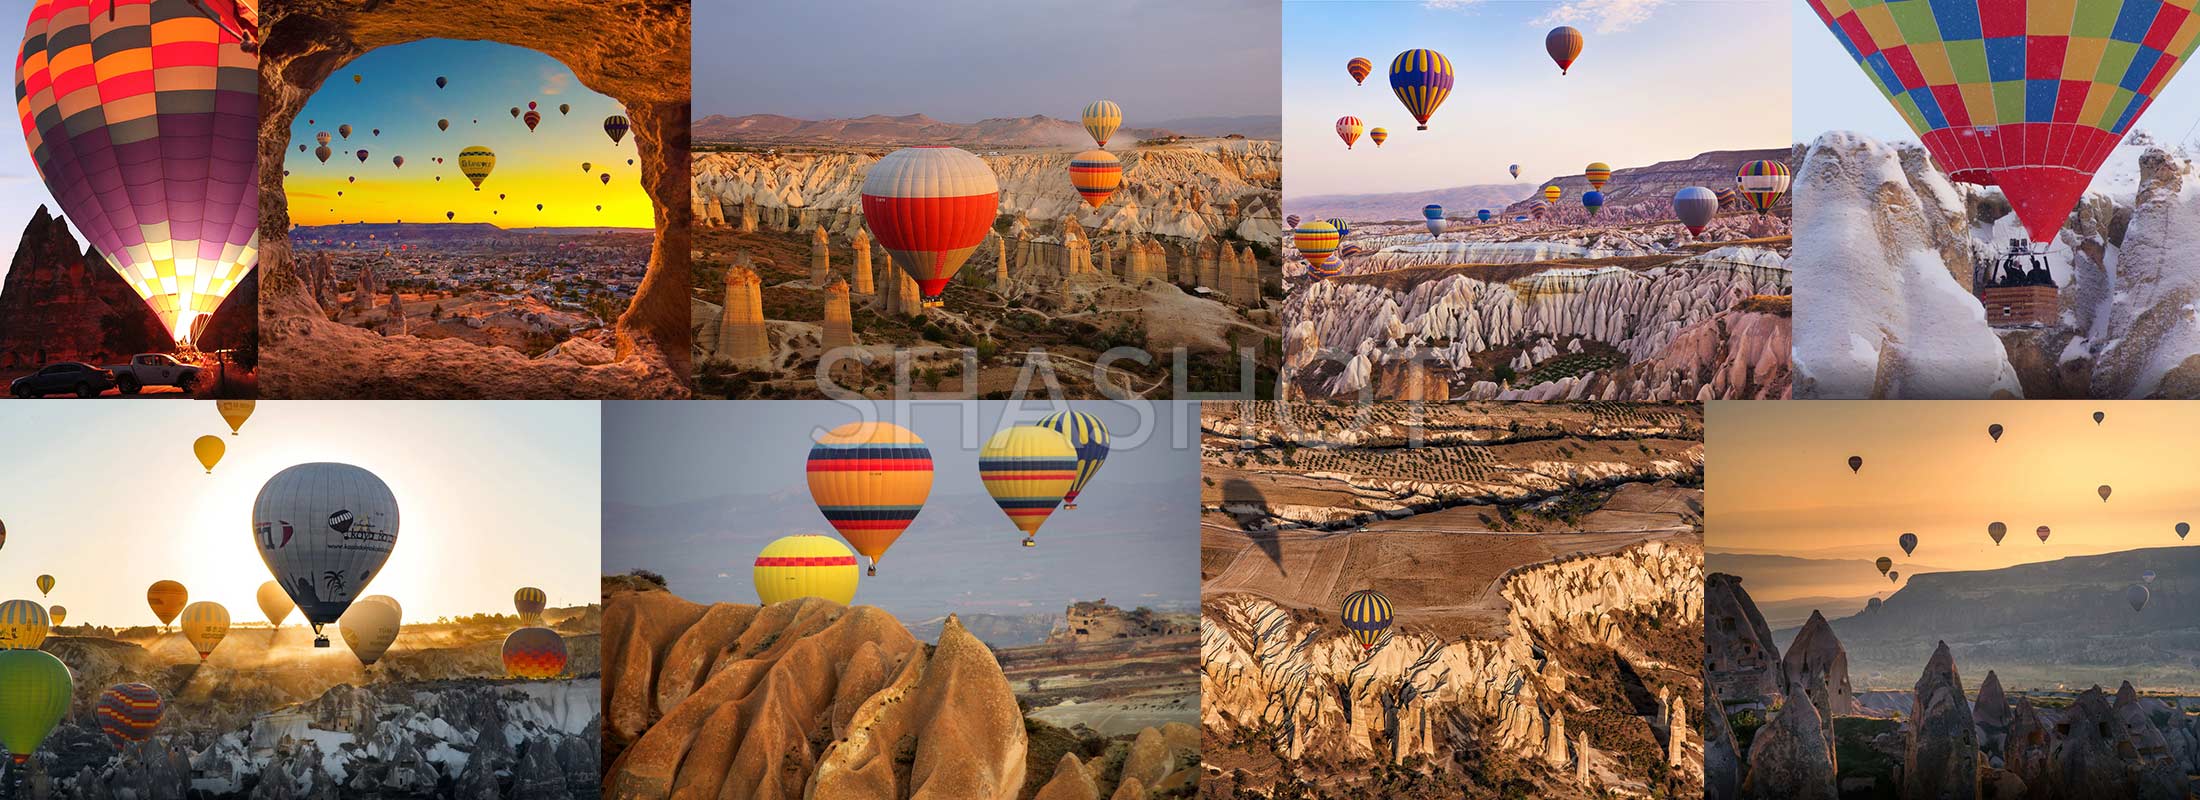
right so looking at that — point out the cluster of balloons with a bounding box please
[1067,100,1126,211]
[761,413,1112,606]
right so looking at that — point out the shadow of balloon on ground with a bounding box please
[1221,477,1284,573]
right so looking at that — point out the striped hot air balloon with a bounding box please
[1423,204,1445,236]
[1715,187,1740,209]
[1339,243,1365,257]
[1808,0,2200,243]
[33,575,50,597]
[1543,185,1563,203]
[458,146,495,190]
[1037,411,1110,509]
[1309,260,1343,280]
[1736,159,1790,215]
[1388,49,1454,130]
[1068,150,1123,208]
[502,627,567,679]
[1293,220,1340,267]
[1584,162,1612,191]
[1285,214,1300,228]
[1368,127,1388,147]
[979,427,1079,548]
[1081,100,1122,148]
[1335,116,1364,149]
[753,534,860,606]
[14,0,259,342]
[1327,218,1352,238]
[96,683,164,745]
[0,650,70,766]
[1346,56,1373,85]
[0,599,49,650]
[513,587,547,625]
[45,607,61,627]
[1547,26,1585,74]
[179,602,228,661]
[1674,186,1718,237]
[807,422,933,576]
[602,115,630,144]
[1341,589,1393,651]
[861,147,1000,307]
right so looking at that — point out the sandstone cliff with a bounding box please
[0,206,173,370]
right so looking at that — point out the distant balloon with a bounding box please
[145,580,188,631]
[1546,26,1584,74]
[351,74,360,84]
[1080,100,1122,148]
[604,115,631,144]
[2036,525,2052,543]
[1293,221,1340,268]
[1286,214,1300,228]
[96,683,164,745]
[257,581,295,627]
[438,119,449,131]
[1509,164,1520,179]
[1736,160,1791,215]
[1423,204,1445,236]
[1387,48,1454,130]
[1987,424,2003,442]
[1335,116,1363,149]
[0,599,50,650]
[315,145,332,163]
[2094,411,2105,425]
[1581,190,1605,215]
[339,124,352,139]
[528,102,537,111]
[371,129,379,136]
[1888,570,1899,584]
[1346,57,1372,85]
[514,587,547,625]
[979,426,1079,547]
[523,110,541,131]
[316,131,331,146]
[536,204,543,211]
[1543,185,1562,203]
[435,76,447,89]
[509,107,520,118]
[337,598,401,666]
[2141,570,2157,584]
[2127,584,2150,612]
[192,435,225,474]
[1988,521,2007,546]
[1477,209,1491,223]
[1875,556,1892,576]
[35,575,52,597]
[1848,456,1862,473]
[599,172,611,186]
[446,211,455,221]
[2179,522,2191,540]
[1899,532,1917,556]
[1672,186,1717,236]
[45,606,61,627]
[1341,589,1393,651]
[218,400,254,435]
[1038,411,1111,509]
[502,627,568,679]
[2099,485,2113,502]
[0,649,71,765]
[1583,162,1611,191]
[391,155,403,168]
[253,463,401,648]
[354,149,368,163]
[559,103,570,115]
[1326,218,1351,238]
[753,535,859,605]
[178,602,229,661]
[459,146,496,190]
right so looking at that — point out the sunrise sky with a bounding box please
[281,40,650,229]
[1710,401,2200,569]
[0,402,600,628]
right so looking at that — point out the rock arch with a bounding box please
[255,0,690,397]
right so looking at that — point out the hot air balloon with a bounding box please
[1543,185,1562,203]
[337,598,399,666]
[178,601,228,660]
[1583,162,1611,191]
[559,103,570,115]
[445,211,455,221]
[503,627,567,678]
[1341,589,1393,651]
[17,0,260,343]
[371,129,379,136]
[1509,164,1520,179]
[1346,57,1372,85]
[257,581,294,627]
[1848,456,1863,473]
[523,110,541,131]
[1875,556,1892,576]
[315,145,332,163]
[339,124,352,139]
[1809,0,2200,243]
[1546,26,1584,74]
[350,74,360,84]
[2100,485,2113,502]
[1988,424,2003,442]
[1423,204,1445,237]
[2094,411,2106,425]
[2037,525,2052,543]
[192,435,225,474]
[1335,116,1364,149]
[96,683,163,745]
[316,131,331,146]
[1715,187,1738,208]
[1,519,7,552]
[1294,221,1340,268]
[1081,100,1122,148]
[514,587,547,625]
[2127,584,2150,612]
[1989,521,2007,545]
[1673,186,1717,237]
[1067,150,1122,209]
[1477,209,1491,223]
[145,580,187,631]
[2179,522,2191,539]
[603,115,630,144]
[1038,411,1110,509]
[438,118,449,131]
[435,76,447,89]
[509,107,520,118]
[353,149,368,164]
[807,422,932,575]
[459,146,495,190]
[45,606,61,627]
[1736,160,1790,215]
[2141,570,2157,584]
[0,649,71,766]
[1286,214,1300,228]
[35,575,52,597]
[1581,191,1605,215]
[753,535,859,605]
[1898,532,1918,556]
[860,147,1000,307]
[391,155,403,169]
[1369,127,1388,147]
[253,463,400,648]
[0,600,49,650]
[535,203,543,211]
[581,162,592,173]
[1308,259,1343,280]
[1388,49,1454,130]
[979,426,1079,547]
[1888,570,1900,584]
[217,400,254,435]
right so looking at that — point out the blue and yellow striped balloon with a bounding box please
[1388,49,1454,130]
[0,599,50,650]
[1037,411,1110,509]
[1081,100,1123,148]
[978,427,1079,547]
[1341,589,1393,651]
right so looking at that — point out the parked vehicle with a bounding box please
[105,353,201,394]
[10,362,116,398]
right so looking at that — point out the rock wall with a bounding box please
[0,207,173,370]
[254,0,689,398]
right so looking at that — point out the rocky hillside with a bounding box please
[0,207,178,371]
[1288,183,1537,224]
[1513,148,1796,218]
[694,112,1277,147]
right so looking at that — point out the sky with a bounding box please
[0,401,600,628]
[1283,0,1792,199]
[1709,401,2200,570]
[601,401,1203,627]
[1793,0,2200,157]
[692,0,1280,123]
[282,40,650,229]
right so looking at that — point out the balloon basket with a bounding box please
[314,636,330,648]
[1022,538,1035,548]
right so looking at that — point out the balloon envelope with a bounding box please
[753,534,859,606]
[603,115,630,144]
[1672,186,1717,235]
[1387,49,1454,130]
[96,683,163,745]
[193,435,225,473]
[0,649,71,764]
[1874,556,1892,576]
[1988,521,2007,545]
[1335,116,1363,148]
[0,599,50,650]
[1987,423,2003,442]
[46,606,61,626]
[1423,204,1445,236]
[217,400,254,435]
[1081,100,1121,147]
[1736,160,1790,214]
[2099,485,2112,502]
[179,601,228,660]
[1037,411,1111,509]
[1848,456,1862,473]
[1293,221,1340,267]
[1584,162,1611,190]
[253,463,401,642]
[2037,525,2051,542]
[2179,522,2191,539]
[147,580,186,628]
[806,422,932,575]
[1068,149,1123,209]
[503,627,568,679]
[256,581,294,627]
[459,146,495,190]
[514,587,547,625]
[1546,26,1584,73]
[1346,57,1372,85]
[337,598,401,665]
[979,427,1079,547]
[860,147,1000,307]
[1368,128,1387,147]
[1899,532,1917,556]
[2127,584,2150,612]
[1341,589,1393,651]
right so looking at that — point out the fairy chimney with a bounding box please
[717,264,769,367]
[850,228,875,294]
[822,278,854,350]
[810,224,832,286]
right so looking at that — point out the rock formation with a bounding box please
[1780,610,1852,773]
[822,278,853,350]
[850,228,874,294]
[1904,641,1978,800]
[1705,573,1781,705]
[2005,695,2052,796]
[0,206,173,370]
[810,224,832,286]
[1975,669,2011,765]
[1705,670,1741,800]
[715,264,768,367]
[1741,691,1837,800]
[255,0,689,398]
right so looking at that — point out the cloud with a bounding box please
[1423,0,1486,8]
[1534,0,1669,33]
[537,67,572,97]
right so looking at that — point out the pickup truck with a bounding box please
[105,353,201,394]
